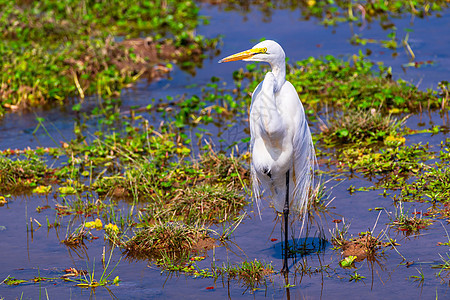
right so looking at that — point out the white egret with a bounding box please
[219,40,317,273]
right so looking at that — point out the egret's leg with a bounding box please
[281,169,290,274]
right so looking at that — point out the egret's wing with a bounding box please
[249,82,264,216]
[280,82,317,217]
[291,112,317,236]
[291,110,317,216]
[250,75,317,222]
[249,74,284,215]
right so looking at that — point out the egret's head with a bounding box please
[218,40,285,65]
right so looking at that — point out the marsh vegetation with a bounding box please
[0,0,450,299]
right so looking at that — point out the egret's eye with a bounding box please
[255,47,268,55]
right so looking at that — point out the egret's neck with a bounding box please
[269,60,286,93]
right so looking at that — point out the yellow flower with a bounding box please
[105,223,119,233]
[385,135,406,147]
[85,218,103,230]
[94,218,103,229]
[32,185,52,194]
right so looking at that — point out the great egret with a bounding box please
[219,40,317,273]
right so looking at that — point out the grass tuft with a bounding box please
[388,202,432,233]
[215,259,274,291]
[124,222,214,260]
[319,109,406,146]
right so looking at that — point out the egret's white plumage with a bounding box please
[220,40,316,219]
[219,40,317,272]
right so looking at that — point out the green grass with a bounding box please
[216,260,274,290]
[335,141,450,209]
[63,247,121,288]
[0,0,218,115]
[0,155,53,192]
[432,253,450,278]
[318,108,407,146]
[124,222,213,260]
[2,276,28,286]
[154,256,274,291]
[236,54,444,113]
[388,202,432,233]
[349,272,365,282]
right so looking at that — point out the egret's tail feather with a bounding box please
[250,116,318,231]
[251,164,263,219]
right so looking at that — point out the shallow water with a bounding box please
[1,3,450,300]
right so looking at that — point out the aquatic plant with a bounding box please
[61,223,91,248]
[203,0,449,22]
[0,0,218,115]
[153,255,274,292]
[0,155,53,192]
[331,220,386,263]
[337,142,431,180]
[432,253,450,278]
[123,222,213,260]
[349,271,365,282]
[2,276,28,286]
[400,163,450,204]
[63,247,121,288]
[340,255,357,268]
[318,108,407,146]
[236,54,444,113]
[215,259,274,291]
[388,203,432,233]
[330,221,351,249]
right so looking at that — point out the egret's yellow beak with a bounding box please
[218,47,267,63]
